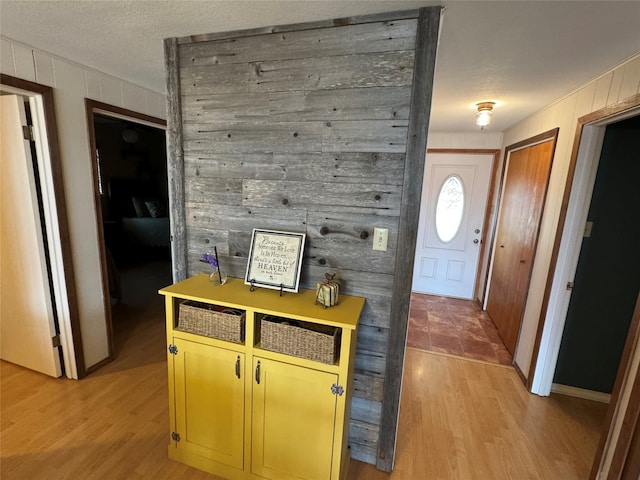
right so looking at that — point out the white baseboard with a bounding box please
[551,383,611,404]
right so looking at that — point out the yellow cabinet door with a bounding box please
[251,357,338,480]
[172,339,244,470]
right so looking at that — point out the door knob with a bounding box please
[474,229,480,234]
[473,239,479,244]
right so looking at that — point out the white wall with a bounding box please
[427,131,503,150]
[1,36,166,370]
[501,52,640,378]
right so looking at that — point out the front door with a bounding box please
[0,94,62,377]
[485,135,556,355]
[412,151,494,299]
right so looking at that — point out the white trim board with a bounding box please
[551,383,611,404]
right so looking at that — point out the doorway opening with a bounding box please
[552,115,640,403]
[408,148,510,365]
[85,100,169,371]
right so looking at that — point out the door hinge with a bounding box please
[171,432,181,442]
[22,125,34,141]
[52,335,61,348]
[331,384,344,396]
[168,344,178,355]
[566,281,574,291]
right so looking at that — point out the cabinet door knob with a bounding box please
[235,355,241,379]
[255,360,261,385]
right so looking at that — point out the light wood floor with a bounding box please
[349,349,607,480]
[1,275,608,479]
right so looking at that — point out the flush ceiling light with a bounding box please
[475,102,496,129]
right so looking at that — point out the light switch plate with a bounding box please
[373,227,389,251]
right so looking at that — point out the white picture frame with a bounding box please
[244,229,306,293]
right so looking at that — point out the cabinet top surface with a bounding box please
[159,275,364,329]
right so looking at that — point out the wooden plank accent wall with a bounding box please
[165,7,441,470]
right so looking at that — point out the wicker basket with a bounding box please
[178,300,245,343]
[261,316,339,364]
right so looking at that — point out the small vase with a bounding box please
[209,271,227,286]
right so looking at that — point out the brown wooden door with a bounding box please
[486,138,555,355]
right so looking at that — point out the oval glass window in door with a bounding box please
[435,175,465,243]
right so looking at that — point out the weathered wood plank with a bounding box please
[350,403,383,465]
[249,50,415,92]
[181,50,414,96]
[180,19,417,65]
[291,87,411,121]
[349,439,378,466]
[185,227,229,254]
[351,397,382,425]
[183,122,323,153]
[164,37,187,281]
[181,86,412,123]
[357,325,389,355]
[180,63,250,96]
[323,120,408,153]
[177,9,420,44]
[355,350,386,378]
[328,153,405,185]
[377,7,441,472]
[353,373,385,402]
[354,296,392,330]
[242,180,402,216]
[186,202,308,232]
[182,92,272,121]
[185,152,323,181]
[184,152,405,186]
[184,177,243,204]
[350,398,383,464]
[349,419,380,456]
[305,211,398,274]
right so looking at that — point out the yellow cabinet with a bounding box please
[160,275,364,480]
[251,357,337,480]
[171,338,244,470]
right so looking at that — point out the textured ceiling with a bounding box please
[1,1,639,132]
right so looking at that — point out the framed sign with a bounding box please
[245,229,306,293]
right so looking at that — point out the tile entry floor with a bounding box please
[408,292,513,366]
